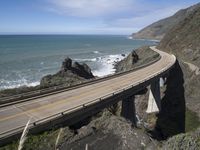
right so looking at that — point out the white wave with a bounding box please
[93,51,100,54]
[92,54,126,77]
[0,53,127,89]
[74,58,97,62]
[0,79,40,90]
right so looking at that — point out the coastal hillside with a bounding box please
[158,4,200,67]
[158,3,200,117]
[132,3,200,40]
[157,3,200,149]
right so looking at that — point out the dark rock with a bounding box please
[40,57,94,88]
[132,51,139,63]
[72,62,94,79]
[59,112,156,150]
[121,54,126,57]
[61,57,72,72]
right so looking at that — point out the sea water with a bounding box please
[0,35,156,90]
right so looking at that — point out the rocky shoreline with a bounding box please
[0,46,162,150]
[0,57,95,98]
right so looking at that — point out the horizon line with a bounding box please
[0,33,130,36]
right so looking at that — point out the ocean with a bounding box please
[0,35,156,90]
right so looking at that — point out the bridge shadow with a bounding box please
[151,60,186,140]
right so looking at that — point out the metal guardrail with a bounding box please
[0,53,161,107]
[0,53,176,140]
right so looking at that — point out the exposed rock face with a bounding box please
[59,111,158,150]
[132,3,200,40]
[61,57,72,71]
[40,57,94,88]
[115,46,159,72]
[72,62,94,79]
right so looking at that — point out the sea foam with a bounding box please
[92,54,126,77]
[0,78,40,90]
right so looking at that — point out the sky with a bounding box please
[0,0,199,35]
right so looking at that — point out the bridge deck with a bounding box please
[0,46,176,139]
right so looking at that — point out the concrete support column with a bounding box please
[121,96,137,126]
[146,79,161,113]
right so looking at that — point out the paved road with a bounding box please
[0,46,176,139]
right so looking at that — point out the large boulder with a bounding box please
[40,57,94,88]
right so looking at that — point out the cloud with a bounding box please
[108,5,184,29]
[42,0,199,34]
[46,0,135,17]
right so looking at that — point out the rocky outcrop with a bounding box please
[59,111,158,150]
[115,46,159,72]
[132,3,200,40]
[0,58,95,97]
[40,57,94,88]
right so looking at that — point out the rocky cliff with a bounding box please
[132,3,200,40]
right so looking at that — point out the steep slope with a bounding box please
[158,4,200,118]
[132,3,200,40]
[158,5,200,67]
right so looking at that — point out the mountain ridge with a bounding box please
[132,3,200,40]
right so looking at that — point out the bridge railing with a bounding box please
[0,53,161,107]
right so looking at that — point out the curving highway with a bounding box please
[0,46,176,142]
